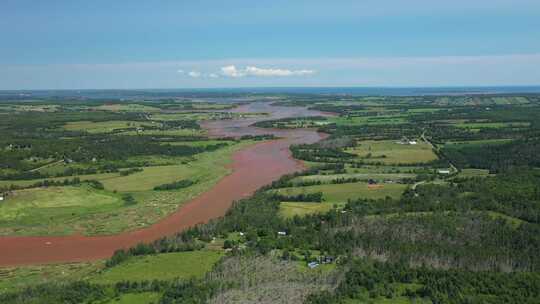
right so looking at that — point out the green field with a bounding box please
[92,104,161,113]
[272,182,407,203]
[454,121,530,129]
[330,115,408,126]
[0,141,253,236]
[454,168,491,178]
[443,138,513,146]
[119,128,204,136]
[279,202,334,218]
[91,251,223,284]
[0,261,102,293]
[105,292,161,304]
[63,120,157,133]
[293,172,416,184]
[346,140,438,164]
[0,185,123,235]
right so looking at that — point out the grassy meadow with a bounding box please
[273,182,407,203]
[345,140,438,165]
[0,141,252,236]
[91,251,223,284]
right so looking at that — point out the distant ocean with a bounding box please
[1,86,540,100]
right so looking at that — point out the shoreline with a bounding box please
[0,131,324,267]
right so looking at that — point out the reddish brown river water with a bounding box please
[0,103,329,266]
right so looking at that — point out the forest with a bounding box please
[1,94,540,303]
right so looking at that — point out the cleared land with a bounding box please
[104,292,161,304]
[279,202,334,218]
[90,251,223,284]
[345,140,438,165]
[63,120,157,133]
[272,182,407,203]
[0,142,251,236]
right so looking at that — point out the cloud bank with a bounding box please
[1,54,539,89]
[220,65,315,78]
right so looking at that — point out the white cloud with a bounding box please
[2,54,539,89]
[208,73,219,78]
[176,69,185,74]
[220,65,315,78]
[188,71,201,78]
[221,65,245,77]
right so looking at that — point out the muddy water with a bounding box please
[0,103,327,266]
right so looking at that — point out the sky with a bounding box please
[1,0,540,90]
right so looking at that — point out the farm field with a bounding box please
[0,185,123,235]
[63,120,157,133]
[0,261,102,293]
[345,140,438,165]
[271,182,407,203]
[453,121,530,129]
[0,141,252,236]
[293,172,416,183]
[1,92,540,304]
[329,114,408,126]
[104,292,161,304]
[92,104,161,112]
[119,128,204,136]
[279,201,334,218]
[90,251,223,284]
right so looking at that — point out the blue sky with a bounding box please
[1,0,540,89]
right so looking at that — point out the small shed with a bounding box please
[438,169,451,174]
[277,231,287,236]
[308,262,319,269]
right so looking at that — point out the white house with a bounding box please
[408,140,418,145]
[278,231,287,236]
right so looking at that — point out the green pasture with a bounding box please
[104,292,161,304]
[271,182,407,203]
[119,128,204,136]
[279,202,334,218]
[0,185,124,235]
[346,140,438,164]
[454,168,491,178]
[330,115,407,126]
[0,262,102,293]
[454,121,530,129]
[92,104,161,113]
[293,172,416,184]
[91,251,223,284]
[443,138,512,146]
[0,141,252,236]
[63,120,157,133]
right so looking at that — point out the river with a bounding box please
[0,102,328,266]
